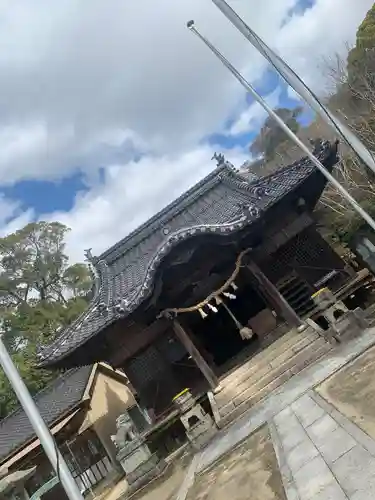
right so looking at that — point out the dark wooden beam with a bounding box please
[246,259,302,327]
[109,318,168,367]
[171,318,219,390]
[253,212,313,259]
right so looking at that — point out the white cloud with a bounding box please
[229,86,283,136]
[276,0,373,94]
[0,195,19,226]
[0,195,33,236]
[0,209,34,237]
[0,0,374,261]
[46,145,249,262]
[226,0,374,137]
[0,0,371,183]
[0,0,295,184]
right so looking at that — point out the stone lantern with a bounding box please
[172,389,217,450]
[312,287,369,342]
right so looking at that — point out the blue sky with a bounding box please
[0,0,371,260]
[2,173,87,215]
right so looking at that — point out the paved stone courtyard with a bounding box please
[272,391,375,499]
[171,327,375,500]
[317,344,375,440]
[186,426,285,500]
[117,327,375,500]
[129,460,187,500]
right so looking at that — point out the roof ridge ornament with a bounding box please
[212,152,235,170]
[84,248,95,262]
[212,152,225,167]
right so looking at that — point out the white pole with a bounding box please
[186,20,375,233]
[211,0,375,174]
[0,335,84,500]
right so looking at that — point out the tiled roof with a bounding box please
[38,141,339,367]
[0,365,92,463]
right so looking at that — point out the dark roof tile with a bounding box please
[0,365,92,463]
[38,141,339,366]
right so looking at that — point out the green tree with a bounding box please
[250,106,303,161]
[0,222,91,307]
[347,3,375,93]
[354,2,375,50]
[0,222,92,419]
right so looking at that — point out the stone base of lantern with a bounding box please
[327,307,370,344]
[117,438,166,493]
[323,300,349,325]
[311,288,369,344]
[180,403,217,450]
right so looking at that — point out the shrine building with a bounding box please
[37,140,362,441]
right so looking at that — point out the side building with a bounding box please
[0,364,142,500]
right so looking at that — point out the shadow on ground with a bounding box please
[126,454,191,500]
[317,344,375,439]
[186,426,286,500]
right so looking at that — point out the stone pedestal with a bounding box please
[182,404,217,450]
[324,302,349,324]
[116,438,166,492]
[173,389,217,450]
[328,307,369,343]
[312,287,348,319]
[312,288,369,344]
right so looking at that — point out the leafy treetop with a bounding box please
[0,221,92,419]
[347,3,375,91]
[249,106,303,161]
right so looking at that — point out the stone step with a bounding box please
[233,340,329,407]
[216,343,329,428]
[215,334,320,406]
[219,329,300,384]
[214,338,331,428]
[217,331,298,385]
[216,335,324,411]
[218,328,319,393]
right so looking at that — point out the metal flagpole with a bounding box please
[0,335,84,500]
[211,0,375,175]
[186,20,375,233]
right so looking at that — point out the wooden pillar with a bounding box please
[246,259,302,327]
[171,318,219,390]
